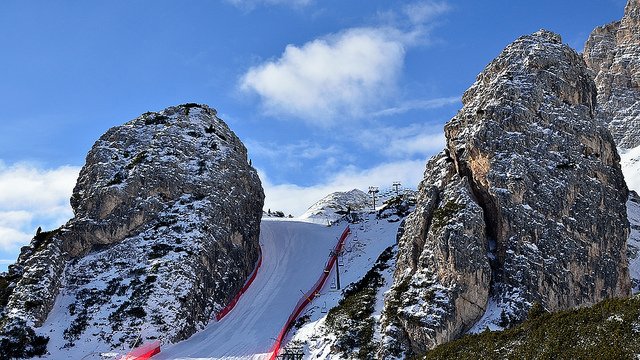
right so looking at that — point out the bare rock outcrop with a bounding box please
[0,104,264,357]
[584,0,640,150]
[585,0,640,294]
[382,30,630,357]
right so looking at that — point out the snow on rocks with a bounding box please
[0,103,264,358]
[382,30,631,356]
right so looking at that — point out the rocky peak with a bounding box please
[300,189,370,222]
[381,30,630,356]
[0,103,264,358]
[584,0,640,149]
[65,103,251,257]
[620,0,640,42]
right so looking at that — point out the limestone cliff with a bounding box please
[584,0,640,151]
[0,104,264,358]
[381,30,630,357]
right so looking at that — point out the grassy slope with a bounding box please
[424,296,640,360]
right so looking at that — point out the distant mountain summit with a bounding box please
[380,30,630,357]
[0,104,264,358]
[584,0,640,150]
[300,189,371,223]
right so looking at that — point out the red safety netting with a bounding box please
[269,226,351,360]
[119,340,161,360]
[215,247,263,321]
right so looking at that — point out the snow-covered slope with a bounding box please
[34,219,342,359]
[127,197,407,360]
[154,219,345,359]
[627,192,640,293]
[285,199,413,358]
[621,146,640,193]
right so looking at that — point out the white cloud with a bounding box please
[0,226,31,253]
[376,1,451,44]
[0,161,79,253]
[247,140,340,161]
[240,1,451,125]
[246,139,346,175]
[371,96,460,117]
[386,131,445,158]
[258,159,429,216]
[241,27,406,125]
[353,123,446,158]
[403,1,451,25]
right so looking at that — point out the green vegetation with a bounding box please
[32,228,61,252]
[0,273,20,309]
[143,113,168,125]
[182,103,201,116]
[23,299,43,311]
[148,243,174,259]
[293,314,310,329]
[0,319,48,358]
[126,151,147,170]
[107,172,124,186]
[431,201,465,229]
[424,296,640,360]
[325,246,394,359]
[0,228,61,310]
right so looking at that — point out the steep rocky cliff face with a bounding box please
[584,0,640,196]
[584,0,640,151]
[381,30,630,357]
[0,104,264,358]
[585,0,640,295]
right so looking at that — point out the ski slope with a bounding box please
[155,218,345,360]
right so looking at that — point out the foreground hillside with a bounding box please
[425,295,640,360]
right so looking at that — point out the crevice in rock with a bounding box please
[448,148,508,328]
[451,151,503,270]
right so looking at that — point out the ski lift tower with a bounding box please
[368,186,379,211]
[392,181,401,197]
[329,247,343,290]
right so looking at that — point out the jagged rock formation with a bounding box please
[585,0,640,297]
[584,0,640,150]
[0,104,264,358]
[382,30,631,356]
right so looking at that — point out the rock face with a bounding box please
[585,0,640,295]
[584,0,640,150]
[382,30,631,356]
[0,104,264,357]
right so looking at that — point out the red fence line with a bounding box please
[215,247,263,321]
[269,226,351,360]
[119,340,161,360]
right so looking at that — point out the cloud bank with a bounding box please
[0,162,79,258]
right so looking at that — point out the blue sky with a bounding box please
[0,0,627,268]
